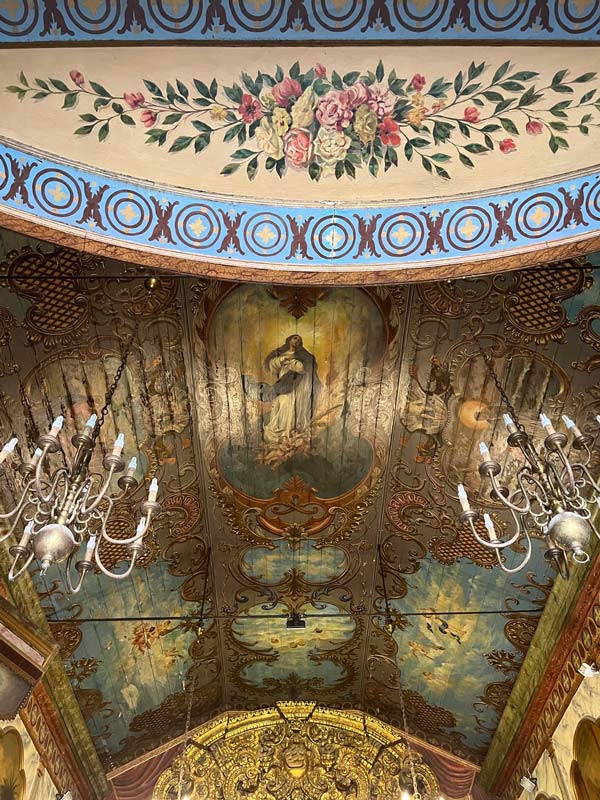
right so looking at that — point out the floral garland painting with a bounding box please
[7,61,600,181]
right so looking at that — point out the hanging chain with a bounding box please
[90,322,140,445]
[447,281,525,432]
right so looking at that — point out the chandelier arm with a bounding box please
[80,466,117,514]
[489,473,531,514]
[573,462,600,493]
[34,453,67,505]
[100,512,151,547]
[93,544,138,580]
[7,549,35,582]
[0,476,35,521]
[545,453,577,501]
[494,531,533,574]
[549,445,577,493]
[65,552,88,594]
[465,514,523,549]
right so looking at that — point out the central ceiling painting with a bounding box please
[0,229,599,780]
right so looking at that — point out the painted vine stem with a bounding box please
[7,61,600,181]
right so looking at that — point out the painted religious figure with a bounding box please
[207,285,389,501]
[243,334,321,459]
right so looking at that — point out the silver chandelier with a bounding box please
[457,338,599,579]
[0,286,161,594]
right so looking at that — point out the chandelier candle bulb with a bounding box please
[125,457,137,478]
[30,448,43,467]
[148,477,159,503]
[503,413,518,434]
[483,513,498,542]
[562,414,583,439]
[84,535,96,561]
[0,437,18,465]
[84,413,97,431]
[540,413,555,435]
[112,433,125,457]
[18,521,33,549]
[49,416,64,437]
[136,519,145,537]
[479,442,491,461]
[457,484,470,512]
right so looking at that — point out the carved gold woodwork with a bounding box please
[153,703,440,800]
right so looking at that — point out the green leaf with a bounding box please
[483,91,503,102]
[50,78,69,92]
[192,120,212,133]
[428,77,452,99]
[260,72,275,88]
[552,69,569,86]
[376,60,384,82]
[580,89,597,105]
[331,71,343,91]
[144,80,163,97]
[241,72,257,95]
[74,124,94,135]
[549,100,571,117]
[499,81,524,92]
[111,102,124,114]
[265,156,276,170]
[481,124,501,132]
[275,158,286,178]
[464,143,488,154]
[433,120,454,144]
[495,98,514,114]
[421,155,433,174]
[459,152,474,168]
[120,114,135,126]
[343,71,360,86]
[510,71,538,82]
[387,146,398,167]
[221,163,241,176]
[193,97,212,107]
[6,85,23,94]
[224,84,243,104]
[435,165,450,180]
[223,123,243,142]
[344,160,356,178]
[581,113,592,124]
[164,112,183,124]
[484,134,494,150]
[79,113,97,122]
[431,152,451,162]
[309,160,322,181]
[389,79,406,96]
[176,79,189,99]
[369,157,379,176]
[492,61,511,84]
[313,79,331,97]
[500,117,518,135]
[462,83,481,96]
[89,80,110,97]
[410,137,430,148]
[237,126,247,145]
[98,122,109,142]
[19,70,28,86]
[194,134,210,153]
[35,78,50,91]
[193,79,211,98]
[468,61,485,81]
[553,84,574,94]
[549,121,568,131]
[550,134,568,151]
[404,142,413,162]
[231,148,255,160]
[210,78,218,99]
[249,118,261,138]
[458,121,471,138]
[289,61,300,79]
[580,125,589,135]
[275,65,284,82]
[94,97,109,111]
[146,129,168,146]
[246,155,259,180]
[574,72,596,83]
[169,135,194,152]
[454,71,464,96]
[32,91,48,99]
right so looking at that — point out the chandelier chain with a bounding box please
[91,323,139,445]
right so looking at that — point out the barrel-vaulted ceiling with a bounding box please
[0,226,599,797]
[2,2,600,283]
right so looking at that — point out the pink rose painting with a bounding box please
[11,58,598,181]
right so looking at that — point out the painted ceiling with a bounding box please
[2,39,600,279]
[0,226,599,794]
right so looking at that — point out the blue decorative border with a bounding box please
[1,1,600,43]
[1,140,600,272]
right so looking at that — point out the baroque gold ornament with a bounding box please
[153,703,439,800]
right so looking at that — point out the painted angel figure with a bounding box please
[243,334,321,445]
